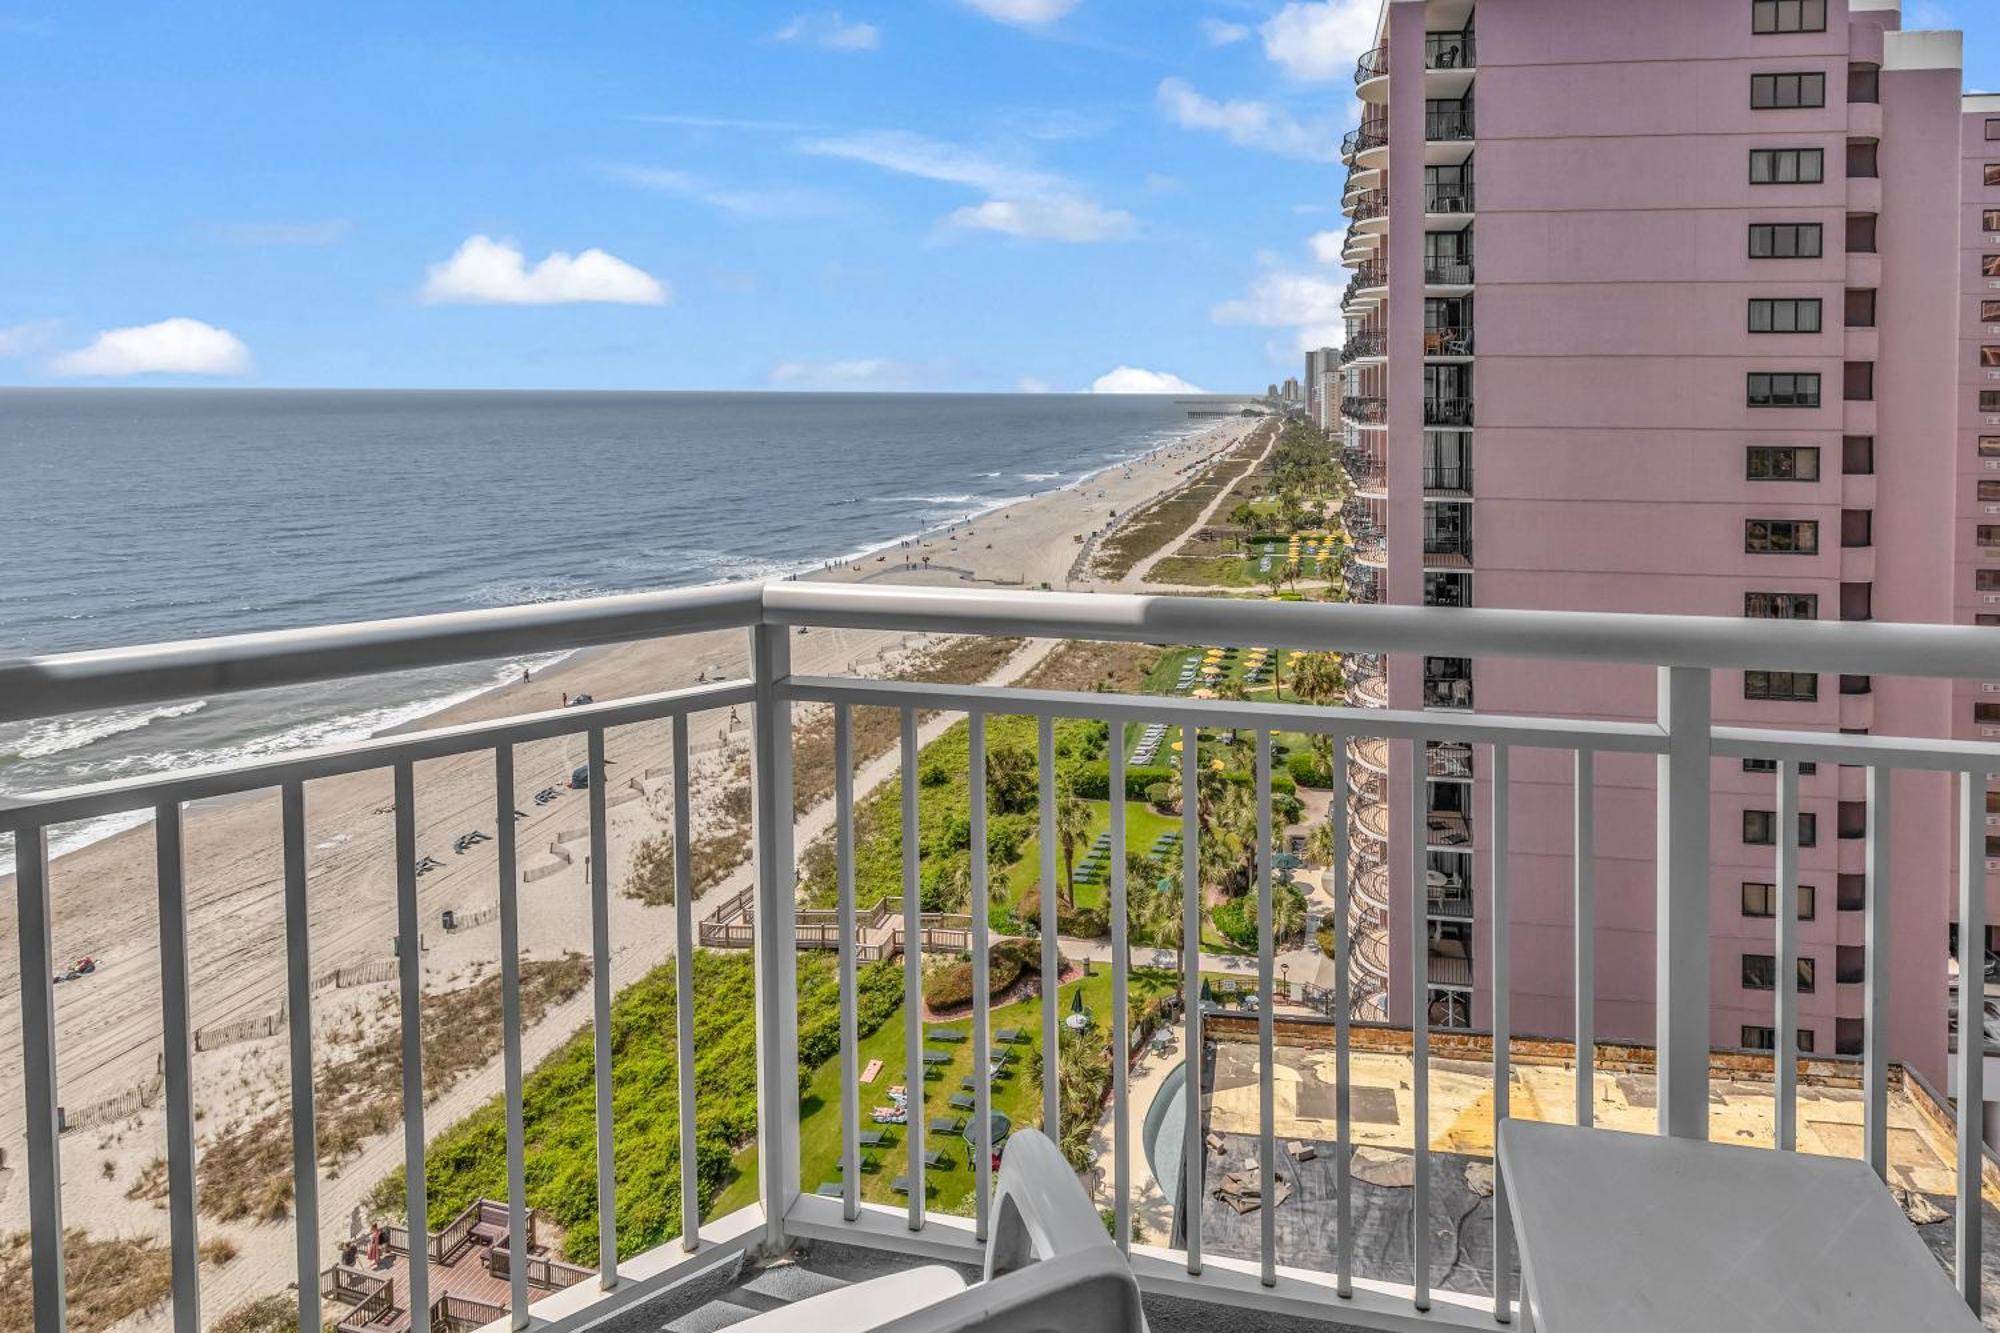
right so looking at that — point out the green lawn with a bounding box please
[712,966,1186,1219]
[997,799,1181,914]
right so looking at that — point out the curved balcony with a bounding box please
[1352,668,1389,708]
[1350,794,1391,842]
[1340,329,1385,364]
[1340,117,1389,165]
[1348,759,1383,800]
[1350,533,1387,569]
[1354,43,1389,100]
[1353,859,1391,914]
[1353,921,1392,982]
[1348,189,1389,231]
[1340,395,1387,426]
[1350,735,1389,775]
[1342,164,1381,207]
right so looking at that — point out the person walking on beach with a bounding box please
[365,1222,382,1269]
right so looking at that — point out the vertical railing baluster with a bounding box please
[1181,719,1202,1275]
[1774,760,1798,1152]
[1406,743,1430,1310]
[1331,737,1353,1299]
[281,782,323,1333]
[1958,771,1985,1314]
[970,710,994,1239]
[668,721,700,1248]
[750,624,800,1249]
[1862,766,1891,1181]
[587,727,618,1286]
[835,707,861,1223]
[154,801,201,1333]
[1656,668,1712,1140]
[1038,716,1060,1140]
[393,761,430,1326]
[1573,750,1594,1129]
[901,709,925,1229]
[494,749,531,1323]
[13,823,64,1333]
[1255,732,1276,1287]
[1490,746,1513,1325]
[1108,723,1129,1254]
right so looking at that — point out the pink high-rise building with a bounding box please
[1338,0,1965,1085]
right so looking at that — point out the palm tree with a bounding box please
[1273,884,1307,945]
[1149,865,1187,960]
[1282,558,1303,591]
[1291,652,1342,708]
[1053,779,1092,908]
[1305,818,1337,869]
[1263,564,1284,599]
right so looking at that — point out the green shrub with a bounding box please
[1286,750,1333,788]
[922,939,1040,1011]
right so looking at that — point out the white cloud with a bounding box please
[419,235,668,306]
[1307,228,1348,262]
[1211,266,1348,353]
[51,318,250,377]
[603,164,844,219]
[0,319,59,358]
[1155,77,1339,162]
[801,129,1130,243]
[214,219,351,246]
[1202,17,1251,45]
[767,358,921,390]
[1091,365,1207,394]
[948,194,1134,242]
[959,0,1078,27]
[1016,376,1054,393]
[775,11,879,50]
[1259,0,1378,83]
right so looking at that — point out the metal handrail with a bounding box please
[1425,396,1474,427]
[1425,255,1475,285]
[1341,395,1388,424]
[1424,182,1475,214]
[1349,190,1389,223]
[1424,28,1475,70]
[1426,106,1474,141]
[1354,42,1389,84]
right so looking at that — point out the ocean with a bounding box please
[0,389,1218,871]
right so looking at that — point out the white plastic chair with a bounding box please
[733,1129,1148,1332]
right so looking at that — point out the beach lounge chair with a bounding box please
[960,1077,979,1092]
[995,1027,1022,1044]
[722,1131,1146,1332]
[930,1116,963,1136]
[925,1148,952,1170]
[891,1175,911,1195]
[816,1181,843,1198]
[922,1049,951,1065]
[858,1128,890,1148]
[949,1092,976,1111]
[929,1028,967,1043]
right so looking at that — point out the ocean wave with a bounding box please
[1020,472,1063,482]
[0,700,208,764]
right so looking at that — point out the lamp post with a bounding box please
[1280,961,1290,1002]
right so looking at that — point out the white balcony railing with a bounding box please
[2,582,1996,1330]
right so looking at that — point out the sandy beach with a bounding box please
[0,411,1268,1319]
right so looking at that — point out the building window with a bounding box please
[1846,140,1877,178]
[1746,519,1818,553]
[1753,0,1826,33]
[1978,570,2000,591]
[1987,164,2000,188]
[1985,210,2000,233]
[1989,119,2000,141]
[1745,591,1817,619]
[1746,670,1818,701]
[1751,148,1824,184]
[1979,614,2000,626]
[1846,215,1876,254]
[1748,297,1821,333]
[1842,435,1873,474]
[1743,953,1816,992]
[1983,390,2000,412]
[1841,582,1872,620]
[1743,881,1816,920]
[1848,64,1879,103]
[1981,436,2000,457]
[1744,807,1820,845]
[1980,480,2000,502]
[1842,510,1872,547]
[1742,1025,1816,1053]
[1977,703,2000,724]
[1982,301,2000,324]
[1984,347,2000,368]
[1979,526,2000,548]
[1746,446,1818,481]
[1843,362,1873,401]
[1987,255,2000,277]
[1751,72,1826,109]
[1744,757,1817,774]
[1748,372,1820,407]
[1844,290,1876,328]
[1751,222,1823,258]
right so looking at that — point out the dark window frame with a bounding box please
[1752,0,1827,34]
[1750,222,1823,258]
[1748,297,1823,333]
[1745,518,1820,554]
[1746,445,1819,481]
[1751,71,1827,109]
[1744,591,1818,619]
[1745,669,1819,701]
[1750,147,1825,185]
[1747,372,1822,407]
[1742,881,1817,921]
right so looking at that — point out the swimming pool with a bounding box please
[1140,1058,1188,1207]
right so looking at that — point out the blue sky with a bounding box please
[0,1,1990,393]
